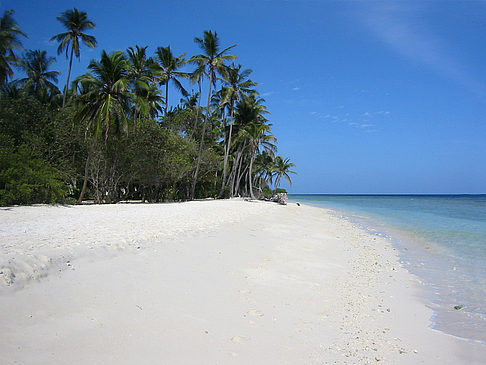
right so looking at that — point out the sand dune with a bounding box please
[1,200,484,364]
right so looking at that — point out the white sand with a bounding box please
[1,200,485,364]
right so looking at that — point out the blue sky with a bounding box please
[3,0,486,194]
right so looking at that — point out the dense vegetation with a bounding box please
[0,9,295,206]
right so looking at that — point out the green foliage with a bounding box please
[0,138,69,206]
[1,17,295,205]
[262,185,273,198]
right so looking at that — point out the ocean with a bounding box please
[288,194,486,344]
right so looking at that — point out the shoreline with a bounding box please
[288,196,486,345]
[1,200,485,363]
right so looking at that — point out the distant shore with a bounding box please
[1,200,485,364]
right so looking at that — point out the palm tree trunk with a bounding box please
[191,70,213,199]
[232,143,246,196]
[248,152,256,200]
[164,78,169,115]
[275,174,282,191]
[235,163,247,197]
[77,147,91,204]
[220,101,235,196]
[189,79,202,139]
[62,47,74,108]
[229,148,239,196]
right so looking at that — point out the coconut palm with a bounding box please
[0,9,27,84]
[227,93,269,196]
[154,46,188,114]
[272,155,296,190]
[241,121,276,199]
[188,61,206,139]
[74,50,131,203]
[50,8,97,107]
[189,30,236,199]
[15,49,60,98]
[126,45,161,122]
[75,50,130,140]
[219,64,256,195]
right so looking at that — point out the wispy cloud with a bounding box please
[292,87,300,91]
[310,108,388,132]
[358,2,484,95]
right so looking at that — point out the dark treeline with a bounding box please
[0,9,296,206]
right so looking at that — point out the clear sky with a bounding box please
[3,0,486,194]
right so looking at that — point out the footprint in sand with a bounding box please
[247,309,263,317]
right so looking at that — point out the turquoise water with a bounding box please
[289,194,486,343]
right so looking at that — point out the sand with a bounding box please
[1,199,485,364]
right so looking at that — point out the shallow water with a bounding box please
[289,194,486,344]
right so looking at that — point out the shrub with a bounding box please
[0,139,69,206]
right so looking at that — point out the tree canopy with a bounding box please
[0,9,296,206]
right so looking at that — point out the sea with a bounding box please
[288,194,486,344]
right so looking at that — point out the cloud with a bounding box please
[358,2,484,95]
[292,87,300,91]
[360,123,374,128]
[311,109,381,132]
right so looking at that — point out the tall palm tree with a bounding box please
[219,64,256,195]
[50,8,97,107]
[242,121,276,199]
[126,45,161,122]
[154,46,188,114]
[0,9,27,84]
[15,49,60,98]
[228,93,268,196]
[272,155,296,190]
[189,30,236,199]
[188,61,206,139]
[74,50,131,204]
[75,50,130,140]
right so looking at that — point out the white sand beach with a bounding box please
[1,200,485,364]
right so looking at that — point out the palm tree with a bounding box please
[228,93,268,196]
[126,45,161,122]
[189,30,236,199]
[50,8,97,107]
[75,50,130,140]
[242,121,276,199]
[219,64,256,195]
[74,50,131,203]
[272,155,296,190]
[15,49,60,98]
[154,46,188,114]
[0,9,27,84]
[188,61,206,139]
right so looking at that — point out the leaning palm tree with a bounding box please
[50,8,97,107]
[219,64,256,195]
[154,46,188,114]
[189,30,236,199]
[272,155,296,190]
[0,9,27,84]
[241,120,276,199]
[74,50,131,203]
[227,93,269,196]
[15,49,60,98]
